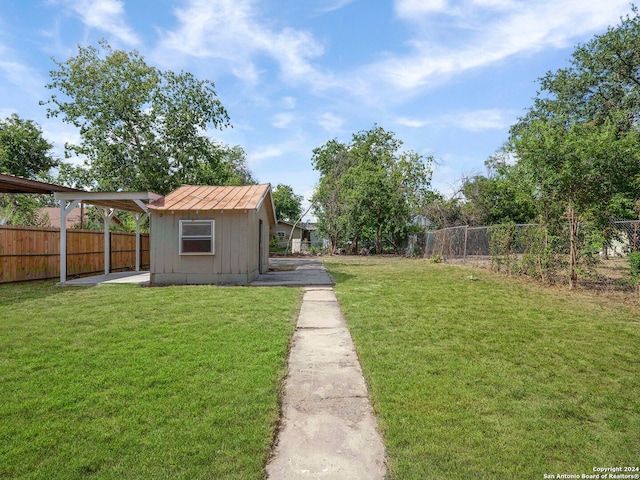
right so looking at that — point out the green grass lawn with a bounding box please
[325,257,640,480]
[0,282,301,480]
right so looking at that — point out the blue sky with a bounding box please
[0,0,635,213]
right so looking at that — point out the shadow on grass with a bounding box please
[0,280,77,306]
[323,266,356,284]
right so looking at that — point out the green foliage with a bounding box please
[272,184,303,222]
[422,192,464,229]
[0,114,59,226]
[312,125,433,254]
[507,9,640,287]
[428,254,442,263]
[629,251,640,281]
[0,114,58,178]
[0,194,50,226]
[460,163,536,226]
[489,223,565,283]
[43,40,253,194]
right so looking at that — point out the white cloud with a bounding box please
[317,112,344,132]
[42,120,83,162]
[442,109,511,132]
[395,117,429,128]
[396,110,512,132]
[55,0,140,46]
[158,0,324,85]
[272,113,294,129]
[316,0,354,13]
[472,0,514,8]
[281,96,296,109]
[0,60,45,98]
[395,0,449,18]
[247,145,284,167]
[371,0,633,92]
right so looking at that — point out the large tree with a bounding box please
[0,114,58,226]
[0,114,58,178]
[312,125,432,254]
[42,40,251,194]
[508,8,640,287]
[459,159,537,227]
[272,184,303,222]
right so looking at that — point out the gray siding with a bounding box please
[150,208,265,285]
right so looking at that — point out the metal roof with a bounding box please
[149,184,277,225]
[1,173,161,213]
[0,172,83,194]
[148,184,272,212]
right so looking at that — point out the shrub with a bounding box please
[629,251,640,281]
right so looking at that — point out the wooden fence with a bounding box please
[0,225,150,283]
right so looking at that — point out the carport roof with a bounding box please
[1,172,161,213]
[0,172,82,194]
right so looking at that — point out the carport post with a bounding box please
[134,212,147,272]
[58,198,81,284]
[132,200,149,273]
[99,208,116,275]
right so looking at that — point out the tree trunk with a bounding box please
[329,235,338,255]
[567,206,578,290]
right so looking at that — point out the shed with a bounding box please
[147,184,276,285]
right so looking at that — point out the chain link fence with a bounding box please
[412,220,640,289]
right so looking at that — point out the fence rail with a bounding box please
[0,225,149,283]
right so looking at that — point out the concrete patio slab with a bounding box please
[252,258,335,287]
[61,271,150,286]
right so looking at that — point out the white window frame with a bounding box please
[276,231,286,239]
[179,219,215,255]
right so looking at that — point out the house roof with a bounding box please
[42,207,82,229]
[148,184,277,224]
[276,220,310,231]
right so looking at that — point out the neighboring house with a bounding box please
[302,222,327,248]
[271,220,310,248]
[148,184,276,285]
[42,206,124,230]
[42,207,82,229]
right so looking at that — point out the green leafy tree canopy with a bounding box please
[0,114,58,226]
[42,40,252,194]
[312,125,432,254]
[0,113,58,178]
[272,184,303,222]
[508,8,640,287]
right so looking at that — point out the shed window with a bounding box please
[179,220,214,254]
[277,231,286,239]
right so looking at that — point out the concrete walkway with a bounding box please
[266,287,387,479]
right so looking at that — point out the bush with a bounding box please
[629,251,640,281]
